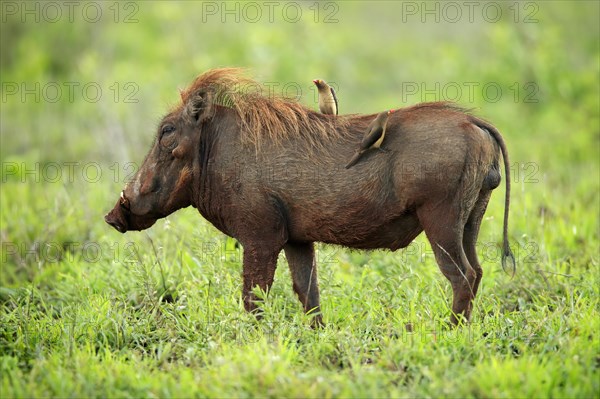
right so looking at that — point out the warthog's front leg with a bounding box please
[242,245,280,317]
[284,242,323,327]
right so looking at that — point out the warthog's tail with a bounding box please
[471,117,516,277]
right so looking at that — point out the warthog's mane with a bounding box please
[175,68,475,150]
[176,68,357,150]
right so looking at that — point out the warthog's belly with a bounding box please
[300,211,423,251]
[347,211,422,250]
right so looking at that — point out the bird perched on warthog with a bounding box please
[313,79,338,115]
[105,68,515,327]
[345,109,393,169]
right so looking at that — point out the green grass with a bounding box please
[1,168,598,397]
[1,1,599,397]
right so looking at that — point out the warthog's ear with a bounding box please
[184,89,214,124]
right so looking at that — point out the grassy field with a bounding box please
[1,1,599,397]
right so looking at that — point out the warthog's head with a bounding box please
[105,89,211,233]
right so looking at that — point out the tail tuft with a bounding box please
[501,243,516,278]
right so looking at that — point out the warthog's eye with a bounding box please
[161,125,176,136]
[160,124,177,149]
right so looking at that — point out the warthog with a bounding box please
[105,68,514,326]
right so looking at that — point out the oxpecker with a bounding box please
[345,110,394,169]
[313,79,338,115]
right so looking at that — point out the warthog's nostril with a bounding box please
[120,191,131,210]
[105,215,126,233]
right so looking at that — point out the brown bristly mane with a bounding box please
[177,68,353,150]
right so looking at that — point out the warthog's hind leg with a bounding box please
[418,206,476,325]
[463,191,493,297]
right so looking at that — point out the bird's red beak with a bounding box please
[313,79,318,84]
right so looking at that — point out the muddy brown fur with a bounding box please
[105,68,514,326]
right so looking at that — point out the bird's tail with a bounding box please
[345,152,363,169]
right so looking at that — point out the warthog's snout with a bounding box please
[104,191,129,233]
[105,190,159,233]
